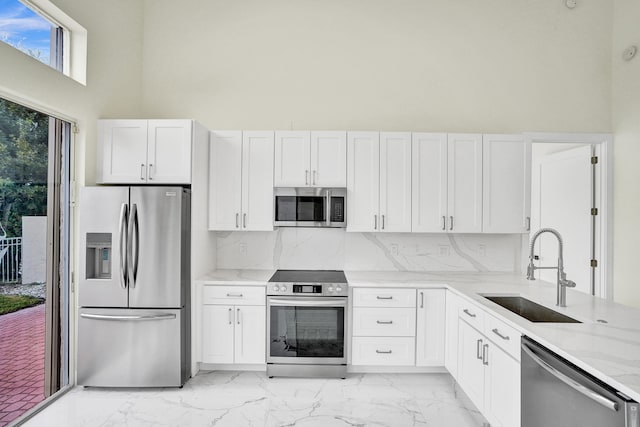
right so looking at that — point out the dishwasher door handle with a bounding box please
[522,342,619,412]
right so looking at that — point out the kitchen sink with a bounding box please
[483,295,581,323]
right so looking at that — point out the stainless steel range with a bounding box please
[267,270,348,379]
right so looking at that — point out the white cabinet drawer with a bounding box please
[352,308,416,337]
[351,337,415,366]
[459,301,485,332]
[353,288,416,308]
[485,313,521,361]
[202,285,265,305]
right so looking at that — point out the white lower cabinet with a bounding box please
[201,286,265,365]
[416,289,446,366]
[444,290,461,378]
[458,317,521,427]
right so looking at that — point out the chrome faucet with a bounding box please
[526,228,576,307]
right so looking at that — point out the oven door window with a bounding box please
[269,306,344,358]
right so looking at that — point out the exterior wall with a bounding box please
[22,217,47,284]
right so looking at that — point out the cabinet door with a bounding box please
[482,134,531,233]
[274,131,310,187]
[208,131,243,231]
[484,344,520,427]
[201,305,235,363]
[379,132,412,232]
[412,133,448,232]
[310,131,347,187]
[444,291,460,378]
[457,320,485,412]
[98,120,148,184]
[447,134,483,233]
[234,305,266,364]
[347,132,380,232]
[242,131,274,231]
[416,289,446,366]
[147,120,192,184]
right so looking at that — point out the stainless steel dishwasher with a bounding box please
[522,336,639,427]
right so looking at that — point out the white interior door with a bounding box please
[533,145,592,295]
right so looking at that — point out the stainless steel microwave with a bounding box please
[274,188,346,228]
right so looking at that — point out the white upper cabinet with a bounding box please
[347,132,380,232]
[412,133,448,232]
[311,131,347,187]
[379,132,412,232]
[274,131,346,187]
[274,131,310,187]
[447,133,483,233]
[209,131,243,231]
[208,131,274,231]
[347,132,411,232]
[482,134,532,233]
[97,119,193,184]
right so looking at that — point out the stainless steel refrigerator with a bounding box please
[77,186,190,387]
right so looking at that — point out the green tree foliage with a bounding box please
[0,98,48,237]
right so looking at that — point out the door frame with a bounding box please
[524,132,613,300]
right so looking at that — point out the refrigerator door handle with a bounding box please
[118,203,129,289]
[80,313,176,321]
[127,203,140,288]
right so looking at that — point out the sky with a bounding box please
[0,0,53,65]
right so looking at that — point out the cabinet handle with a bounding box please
[313,170,316,185]
[243,213,247,228]
[376,349,392,354]
[374,215,377,230]
[237,308,240,325]
[382,215,385,230]
[305,170,309,185]
[526,216,531,231]
[482,343,489,366]
[442,216,446,231]
[450,216,454,231]
[228,308,232,325]
[376,320,393,324]
[148,163,153,180]
[463,309,476,318]
[235,213,239,228]
[376,296,393,300]
[226,293,243,297]
[420,291,424,309]
[140,163,145,181]
[476,339,483,359]
[492,328,510,341]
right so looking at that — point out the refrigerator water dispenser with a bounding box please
[86,233,112,279]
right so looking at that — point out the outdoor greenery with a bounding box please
[0,294,43,315]
[0,98,48,237]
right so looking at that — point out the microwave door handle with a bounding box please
[522,343,619,412]
[326,189,331,226]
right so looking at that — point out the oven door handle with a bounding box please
[268,298,347,307]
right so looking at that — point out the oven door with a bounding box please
[267,296,347,365]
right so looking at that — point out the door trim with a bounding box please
[524,132,612,300]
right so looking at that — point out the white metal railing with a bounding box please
[0,237,22,283]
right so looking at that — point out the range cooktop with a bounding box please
[268,269,347,284]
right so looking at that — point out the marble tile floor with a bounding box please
[22,372,483,427]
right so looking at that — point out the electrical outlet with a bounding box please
[239,242,247,255]
[390,244,399,256]
[478,244,486,257]
[439,245,450,257]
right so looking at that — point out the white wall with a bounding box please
[141,0,612,133]
[612,0,640,307]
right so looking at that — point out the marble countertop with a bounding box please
[195,269,640,401]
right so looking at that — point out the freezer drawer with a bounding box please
[77,308,187,387]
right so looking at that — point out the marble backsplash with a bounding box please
[215,228,527,273]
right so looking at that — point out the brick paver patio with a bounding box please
[0,304,45,426]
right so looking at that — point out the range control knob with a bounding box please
[336,286,343,293]
[328,286,335,293]
[274,285,281,292]
[281,285,287,292]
